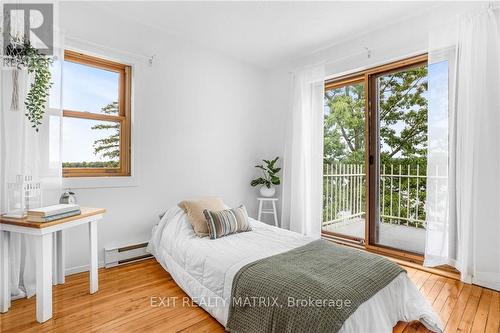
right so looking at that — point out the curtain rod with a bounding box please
[65,36,156,65]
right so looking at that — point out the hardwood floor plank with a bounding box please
[178,317,225,333]
[471,289,493,333]
[410,270,424,285]
[456,285,482,332]
[485,289,499,333]
[426,276,447,305]
[433,278,463,315]
[402,321,420,333]
[0,258,498,333]
[415,272,432,291]
[439,280,468,329]
[443,284,473,332]
[405,267,419,278]
[393,321,409,333]
[421,273,440,297]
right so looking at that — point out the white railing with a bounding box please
[380,164,427,228]
[323,164,365,225]
[322,163,429,229]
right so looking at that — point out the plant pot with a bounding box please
[259,186,276,198]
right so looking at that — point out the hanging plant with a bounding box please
[6,36,53,132]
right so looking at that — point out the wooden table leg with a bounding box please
[35,233,53,323]
[89,220,98,294]
[0,230,10,313]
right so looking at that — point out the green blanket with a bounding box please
[226,239,405,333]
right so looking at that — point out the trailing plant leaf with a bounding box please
[7,36,54,132]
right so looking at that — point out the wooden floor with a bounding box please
[0,259,498,333]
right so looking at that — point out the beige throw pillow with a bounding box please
[178,197,225,236]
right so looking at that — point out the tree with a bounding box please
[324,83,365,164]
[323,65,428,165]
[92,101,120,163]
[378,66,428,164]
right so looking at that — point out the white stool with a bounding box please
[257,197,279,227]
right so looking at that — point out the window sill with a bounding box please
[62,175,139,189]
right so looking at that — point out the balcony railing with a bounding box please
[322,163,433,230]
[323,164,365,226]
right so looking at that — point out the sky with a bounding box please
[427,61,449,157]
[58,61,120,163]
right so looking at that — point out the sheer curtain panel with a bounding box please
[0,30,63,298]
[425,7,500,290]
[281,65,325,238]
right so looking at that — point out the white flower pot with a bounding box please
[259,186,276,197]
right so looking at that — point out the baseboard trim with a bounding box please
[65,261,105,276]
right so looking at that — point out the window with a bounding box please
[323,54,437,260]
[62,50,131,177]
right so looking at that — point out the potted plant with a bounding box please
[250,157,281,197]
[5,36,53,132]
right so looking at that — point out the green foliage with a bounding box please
[379,67,428,162]
[62,161,119,168]
[250,157,281,188]
[91,101,120,160]
[7,37,54,132]
[324,84,365,164]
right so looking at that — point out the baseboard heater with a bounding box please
[104,242,152,268]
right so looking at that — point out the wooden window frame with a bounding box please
[323,54,428,264]
[62,50,131,178]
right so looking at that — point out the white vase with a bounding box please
[259,186,276,197]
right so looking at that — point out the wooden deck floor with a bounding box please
[0,259,498,333]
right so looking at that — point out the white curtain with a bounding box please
[425,7,500,291]
[0,34,63,298]
[281,65,325,238]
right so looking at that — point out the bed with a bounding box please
[147,206,443,333]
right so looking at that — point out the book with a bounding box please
[1,212,27,220]
[27,204,80,218]
[27,209,81,223]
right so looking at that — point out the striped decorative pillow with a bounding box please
[203,205,252,239]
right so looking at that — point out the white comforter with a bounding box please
[148,206,443,333]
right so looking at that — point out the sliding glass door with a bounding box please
[322,78,366,241]
[370,61,428,254]
[323,55,435,257]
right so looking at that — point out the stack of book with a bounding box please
[27,204,81,223]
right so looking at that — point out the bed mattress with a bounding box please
[147,206,442,333]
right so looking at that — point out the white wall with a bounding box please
[59,2,281,273]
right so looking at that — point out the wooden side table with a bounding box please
[0,207,105,323]
[257,197,279,227]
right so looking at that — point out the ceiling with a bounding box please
[94,1,444,68]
